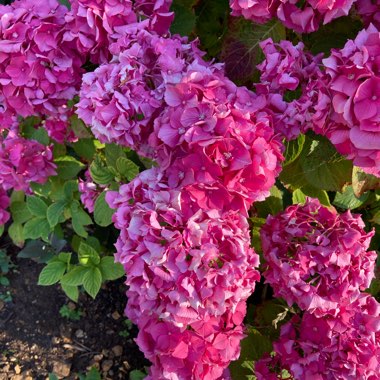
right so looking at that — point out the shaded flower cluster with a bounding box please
[356,0,380,29]
[107,167,260,378]
[0,132,56,193]
[256,294,380,379]
[229,0,356,33]
[257,199,379,379]
[77,26,205,155]
[0,0,85,125]
[256,38,327,140]
[0,188,10,226]
[319,25,380,176]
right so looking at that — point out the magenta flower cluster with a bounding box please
[256,38,327,140]
[319,25,380,177]
[0,0,85,125]
[0,131,56,194]
[101,33,284,375]
[257,199,380,378]
[229,0,355,33]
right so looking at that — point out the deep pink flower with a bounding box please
[261,198,377,316]
[0,188,10,226]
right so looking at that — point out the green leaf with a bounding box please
[300,185,331,207]
[58,0,71,9]
[0,225,3,238]
[55,156,85,180]
[194,0,229,57]
[47,201,67,227]
[229,328,272,379]
[300,136,353,192]
[84,367,101,380]
[90,157,114,185]
[26,196,48,217]
[38,261,66,286]
[129,370,147,380]
[72,139,96,160]
[61,266,88,286]
[70,201,92,238]
[100,257,125,281]
[78,242,100,266]
[94,192,114,227]
[10,201,32,224]
[61,283,79,302]
[371,210,380,225]
[10,190,25,203]
[83,267,102,299]
[352,166,380,197]
[23,217,51,240]
[255,186,283,217]
[8,223,24,247]
[284,134,306,166]
[221,18,286,84]
[170,2,196,36]
[292,189,307,205]
[116,157,139,181]
[63,180,79,200]
[334,186,369,210]
[105,143,126,168]
[71,114,92,138]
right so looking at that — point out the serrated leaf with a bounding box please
[83,267,102,299]
[8,223,24,247]
[301,137,353,192]
[63,180,79,200]
[78,242,100,266]
[116,157,139,181]
[300,185,331,207]
[284,134,306,166]
[55,156,85,180]
[61,266,88,286]
[292,189,307,205]
[61,283,79,302]
[170,3,196,36]
[10,201,32,224]
[105,143,126,168]
[352,166,380,197]
[26,196,48,217]
[94,192,114,227]
[90,157,114,185]
[221,18,285,84]
[58,0,71,9]
[100,256,125,281]
[23,217,51,240]
[47,201,67,227]
[70,201,92,238]
[72,139,96,160]
[194,0,229,57]
[229,328,272,379]
[71,114,92,138]
[38,261,66,286]
[334,186,369,210]
[129,370,146,380]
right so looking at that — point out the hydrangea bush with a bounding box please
[0,0,379,379]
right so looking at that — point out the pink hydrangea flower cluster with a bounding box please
[356,0,380,29]
[257,199,379,378]
[64,0,137,64]
[97,14,284,374]
[0,188,10,226]
[0,0,85,125]
[256,294,380,379]
[318,25,380,177]
[77,25,205,155]
[78,170,105,213]
[150,64,284,209]
[256,38,328,140]
[261,198,376,316]
[106,167,260,378]
[0,131,56,193]
[65,0,173,65]
[229,0,356,33]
